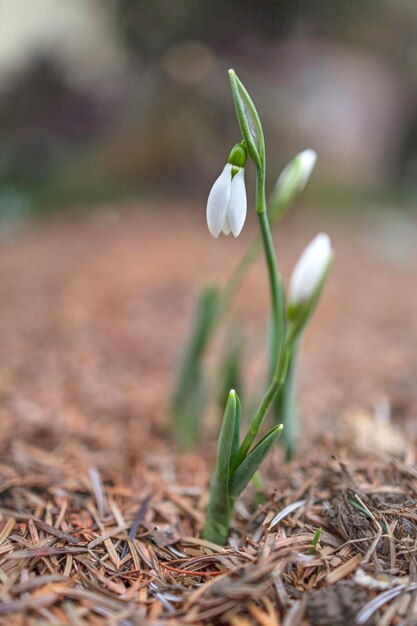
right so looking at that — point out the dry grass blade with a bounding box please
[356,583,417,624]
[121,495,152,560]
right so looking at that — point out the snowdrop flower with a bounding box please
[288,233,333,307]
[206,143,247,238]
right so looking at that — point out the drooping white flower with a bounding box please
[288,233,332,306]
[206,164,247,238]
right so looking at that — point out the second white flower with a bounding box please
[288,233,333,306]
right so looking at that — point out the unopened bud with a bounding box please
[288,233,332,313]
[270,149,317,217]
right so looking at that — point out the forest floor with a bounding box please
[0,201,417,625]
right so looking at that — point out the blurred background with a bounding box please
[0,0,417,454]
[0,0,416,222]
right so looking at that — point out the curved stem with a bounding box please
[256,167,286,383]
[256,194,285,376]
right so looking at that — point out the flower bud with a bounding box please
[288,233,332,312]
[270,149,317,217]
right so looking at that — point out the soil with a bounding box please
[0,201,417,625]
[306,582,373,626]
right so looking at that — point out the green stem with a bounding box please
[235,169,286,464]
[275,344,299,460]
[203,493,235,545]
[220,179,287,316]
[257,217,285,371]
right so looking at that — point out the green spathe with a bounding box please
[228,70,265,171]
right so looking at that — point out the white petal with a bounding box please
[227,168,247,237]
[222,214,232,235]
[206,164,232,238]
[288,233,332,305]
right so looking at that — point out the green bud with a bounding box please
[228,143,247,169]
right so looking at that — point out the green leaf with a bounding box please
[309,527,322,554]
[188,285,221,361]
[171,284,220,448]
[272,347,298,461]
[229,69,265,171]
[172,366,204,449]
[229,392,241,473]
[202,390,238,545]
[215,390,238,497]
[229,425,283,498]
[217,328,242,418]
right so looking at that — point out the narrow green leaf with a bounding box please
[229,392,241,473]
[172,367,204,449]
[273,347,298,461]
[215,390,237,497]
[229,424,283,498]
[217,329,242,416]
[171,284,220,448]
[202,390,238,545]
[309,527,322,554]
[188,285,221,360]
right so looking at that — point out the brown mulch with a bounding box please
[0,203,417,624]
[2,438,417,625]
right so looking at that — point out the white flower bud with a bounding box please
[272,149,317,211]
[288,233,332,306]
[206,164,247,238]
[294,149,317,194]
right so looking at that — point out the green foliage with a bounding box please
[272,348,298,461]
[171,146,319,453]
[171,284,220,449]
[171,70,333,545]
[217,328,243,416]
[310,527,322,554]
[203,390,282,545]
